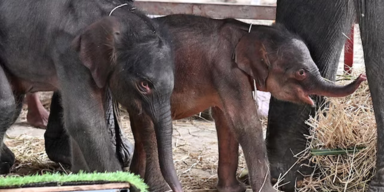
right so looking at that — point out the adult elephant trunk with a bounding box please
[309,74,366,97]
[152,103,183,192]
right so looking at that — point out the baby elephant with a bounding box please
[128,15,366,192]
[43,15,365,192]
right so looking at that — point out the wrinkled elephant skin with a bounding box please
[269,1,384,191]
[0,2,178,191]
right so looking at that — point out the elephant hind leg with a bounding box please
[211,107,246,192]
[44,92,71,166]
[0,66,19,174]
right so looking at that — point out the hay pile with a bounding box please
[298,76,376,192]
[3,137,68,176]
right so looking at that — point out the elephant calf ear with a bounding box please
[72,17,120,88]
[234,35,269,91]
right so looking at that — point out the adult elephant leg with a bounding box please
[1,100,23,174]
[211,107,245,192]
[0,66,17,174]
[45,91,133,168]
[268,1,355,191]
[1,92,25,173]
[1,93,24,174]
[356,1,384,191]
[129,111,170,192]
[55,52,121,172]
[45,92,71,166]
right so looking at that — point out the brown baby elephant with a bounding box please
[129,14,366,192]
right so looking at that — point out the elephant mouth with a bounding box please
[297,88,316,107]
[302,95,315,107]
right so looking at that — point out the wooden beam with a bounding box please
[134,1,276,20]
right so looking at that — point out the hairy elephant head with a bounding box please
[72,15,181,191]
[235,24,366,106]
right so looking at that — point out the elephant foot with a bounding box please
[45,134,71,166]
[217,180,247,192]
[144,171,171,192]
[217,184,246,192]
[269,160,310,192]
[264,187,278,192]
[0,145,15,174]
[26,110,49,129]
[149,185,171,192]
[131,183,170,192]
[0,161,12,174]
[368,185,384,192]
[368,169,384,192]
[26,93,49,129]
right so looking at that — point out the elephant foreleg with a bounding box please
[129,111,170,192]
[215,68,274,192]
[0,66,18,174]
[1,93,24,174]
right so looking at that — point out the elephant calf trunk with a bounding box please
[311,74,367,97]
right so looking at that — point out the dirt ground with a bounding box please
[3,96,251,191]
[3,28,366,191]
[2,0,367,191]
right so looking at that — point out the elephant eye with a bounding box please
[295,69,306,80]
[138,81,151,93]
[298,69,305,76]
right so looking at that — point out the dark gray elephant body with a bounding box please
[270,1,384,191]
[0,2,179,190]
[0,0,133,172]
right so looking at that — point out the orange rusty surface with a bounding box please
[344,24,354,74]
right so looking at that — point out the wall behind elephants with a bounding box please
[139,0,276,5]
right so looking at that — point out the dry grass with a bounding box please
[296,74,376,192]
[3,137,69,177]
